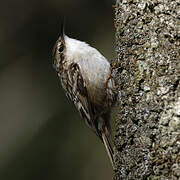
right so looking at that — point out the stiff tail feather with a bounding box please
[102,132,115,169]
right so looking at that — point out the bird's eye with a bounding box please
[58,45,64,53]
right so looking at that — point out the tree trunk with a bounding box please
[113,0,180,179]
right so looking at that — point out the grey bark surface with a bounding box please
[113,0,180,179]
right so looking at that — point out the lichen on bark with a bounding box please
[113,0,180,179]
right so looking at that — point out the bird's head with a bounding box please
[52,21,66,72]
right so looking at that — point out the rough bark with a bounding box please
[113,0,180,179]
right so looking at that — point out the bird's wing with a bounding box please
[60,62,100,136]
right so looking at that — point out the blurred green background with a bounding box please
[0,0,115,179]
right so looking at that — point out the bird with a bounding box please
[52,22,116,168]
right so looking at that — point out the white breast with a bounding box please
[65,36,111,105]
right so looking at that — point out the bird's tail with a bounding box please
[101,132,115,169]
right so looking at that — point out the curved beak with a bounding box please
[60,18,65,41]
